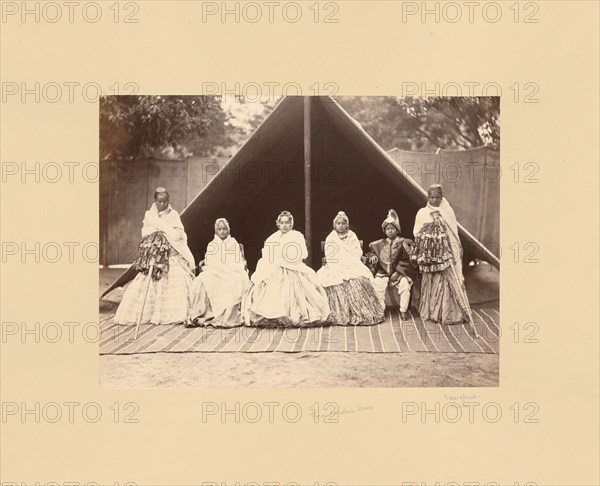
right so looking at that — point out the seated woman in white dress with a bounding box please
[114,188,195,326]
[316,211,384,326]
[242,211,331,327]
[188,218,250,328]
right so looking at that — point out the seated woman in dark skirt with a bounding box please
[316,211,384,326]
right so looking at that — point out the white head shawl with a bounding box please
[276,211,294,227]
[333,211,349,227]
[214,218,230,232]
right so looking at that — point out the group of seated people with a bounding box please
[114,184,472,329]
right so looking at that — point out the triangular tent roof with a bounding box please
[102,96,499,298]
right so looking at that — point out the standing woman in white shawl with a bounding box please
[188,218,249,328]
[242,211,331,327]
[114,188,195,326]
[412,184,472,325]
[316,211,384,325]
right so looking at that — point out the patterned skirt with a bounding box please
[324,277,384,326]
[419,266,470,325]
[242,267,332,327]
[114,252,194,326]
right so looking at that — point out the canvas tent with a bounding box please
[102,96,499,299]
[387,146,500,258]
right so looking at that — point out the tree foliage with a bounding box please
[99,95,226,161]
[336,96,499,151]
[99,95,499,162]
[213,96,280,156]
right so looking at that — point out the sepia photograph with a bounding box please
[99,95,500,388]
[3,1,599,484]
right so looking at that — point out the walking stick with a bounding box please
[134,263,154,340]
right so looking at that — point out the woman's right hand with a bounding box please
[369,255,378,265]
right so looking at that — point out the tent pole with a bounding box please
[479,146,490,249]
[304,96,312,267]
[476,147,489,245]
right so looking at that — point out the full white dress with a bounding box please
[242,230,331,327]
[190,235,250,327]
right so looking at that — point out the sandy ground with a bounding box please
[99,263,499,388]
[101,352,498,388]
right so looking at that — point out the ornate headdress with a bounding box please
[381,209,400,232]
